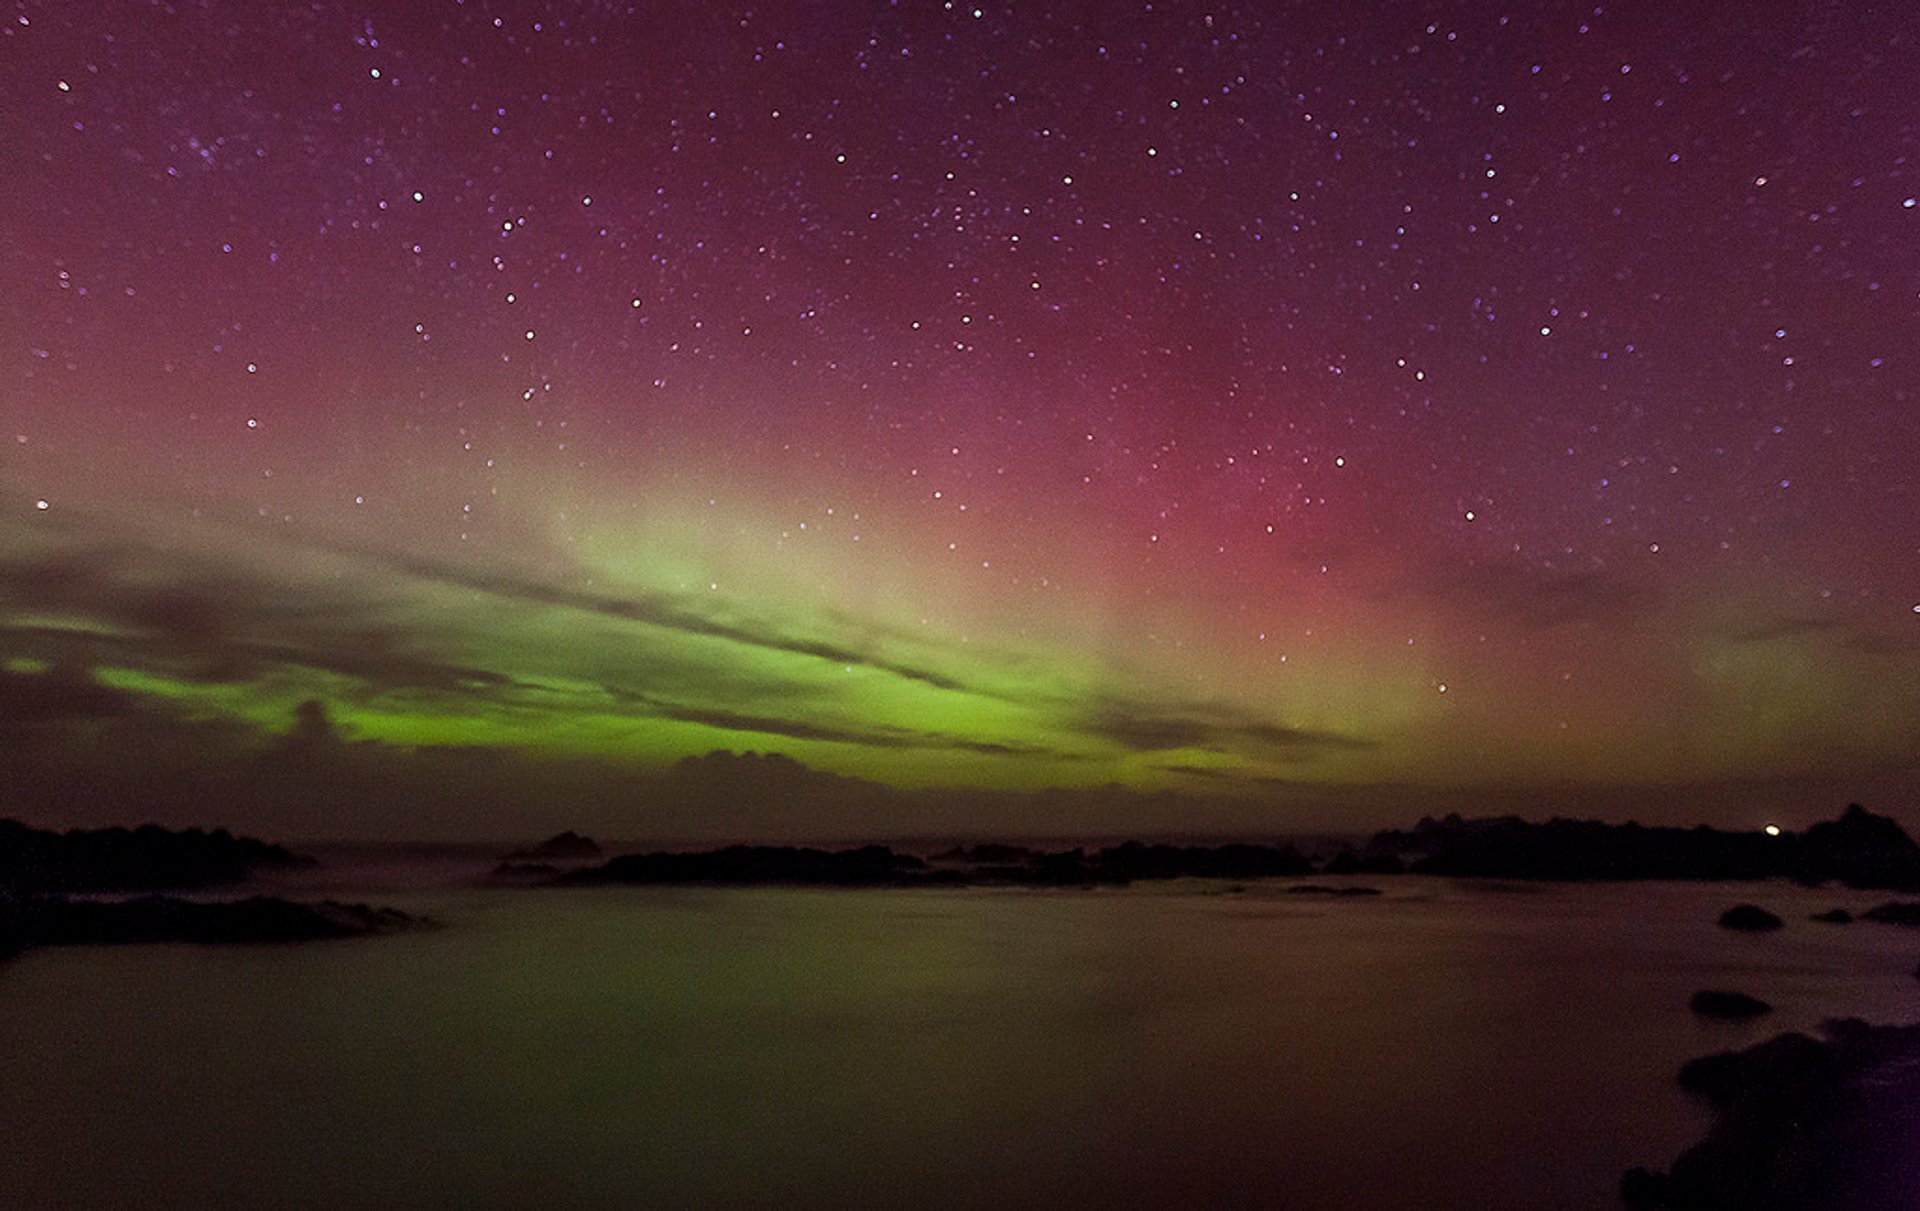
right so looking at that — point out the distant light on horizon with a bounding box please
[1764,824,1782,837]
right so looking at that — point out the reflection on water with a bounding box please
[3,876,1915,1210]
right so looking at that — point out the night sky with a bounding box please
[4,1,1918,837]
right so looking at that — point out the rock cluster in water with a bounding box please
[0,895,420,960]
[0,819,416,962]
[1360,803,1920,888]
[563,839,1319,888]
[0,817,309,896]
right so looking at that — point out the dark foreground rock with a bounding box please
[0,818,310,896]
[0,895,421,959]
[1718,904,1784,932]
[1622,1019,1920,1209]
[1689,990,1772,1020]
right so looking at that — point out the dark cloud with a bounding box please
[1396,558,1660,628]
[657,705,902,748]
[1085,702,1375,759]
[646,701,1072,759]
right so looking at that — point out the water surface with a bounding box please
[4,874,1915,1210]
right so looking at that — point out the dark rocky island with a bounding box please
[1859,901,1920,927]
[563,839,1317,889]
[501,831,602,862]
[1360,804,1920,888]
[1718,904,1785,932]
[0,895,421,961]
[0,820,417,963]
[551,805,1920,891]
[0,817,311,896]
[1622,1019,1920,1210]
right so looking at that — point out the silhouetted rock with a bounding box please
[501,831,601,861]
[560,839,1318,889]
[1365,806,1920,888]
[1689,990,1773,1020]
[0,818,310,896]
[1619,1166,1669,1208]
[1796,804,1920,890]
[1810,908,1853,924]
[1284,884,1384,897]
[1860,901,1920,927]
[1717,904,1784,932]
[933,843,1040,864]
[1625,1019,1920,1209]
[0,895,420,958]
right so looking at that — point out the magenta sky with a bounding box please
[4,1,1917,837]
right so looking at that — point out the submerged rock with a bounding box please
[0,894,421,958]
[1809,908,1854,924]
[1860,901,1920,927]
[1717,904,1784,932]
[1689,990,1773,1020]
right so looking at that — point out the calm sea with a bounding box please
[3,865,1915,1210]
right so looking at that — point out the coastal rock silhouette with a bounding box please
[1361,805,1920,888]
[1717,904,1784,932]
[0,895,420,959]
[0,818,309,896]
[1859,901,1920,927]
[1689,990,1773,1020]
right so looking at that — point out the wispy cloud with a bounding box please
[1084,701,1376,760]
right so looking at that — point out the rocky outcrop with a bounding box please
[0,818,310,896]
[501,831,601,862]
[1718,905,1785,932]
[1361,805,1920,889]
[0,894,420,958]
[1689,990,1773,1020]
[1859,901,1920,927]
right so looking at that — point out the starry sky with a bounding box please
[3,0,1918,838]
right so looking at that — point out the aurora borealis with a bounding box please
[3,1,1918,837]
